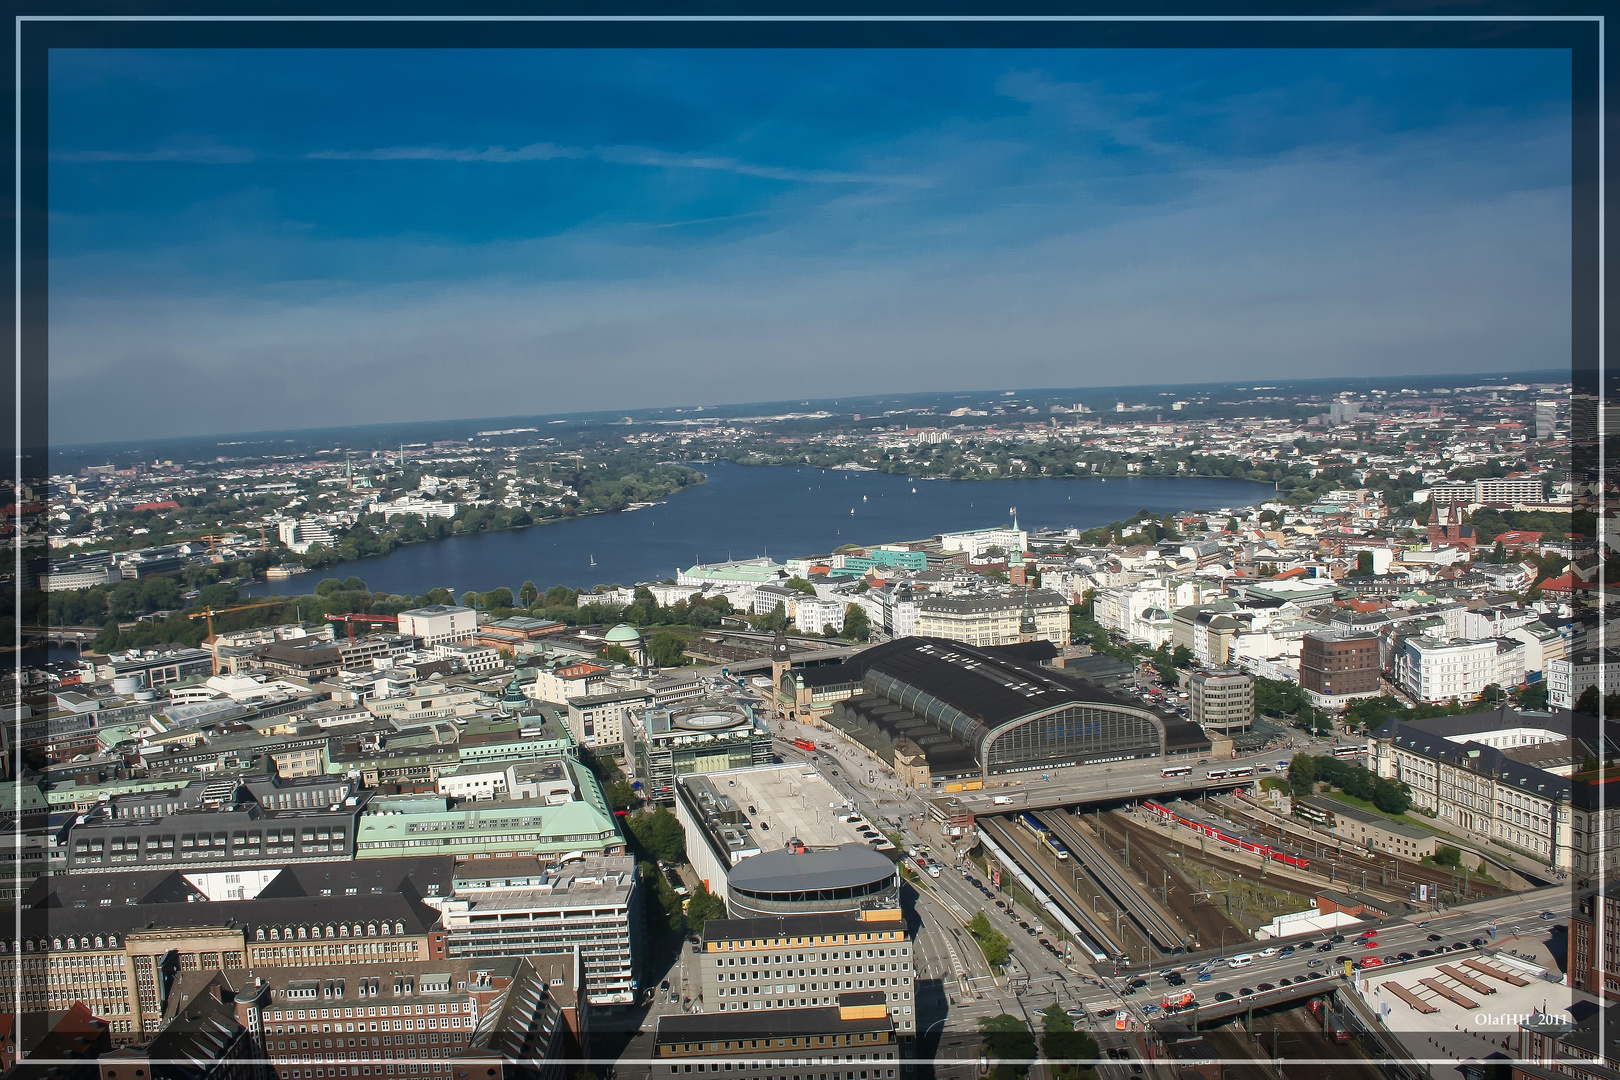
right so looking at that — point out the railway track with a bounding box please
[978,817,1124,959]
[1037,810,1185,953]
[1213,799,1512,899]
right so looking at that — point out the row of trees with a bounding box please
[1288,752,1413,814]
[976,1006,1099,1080]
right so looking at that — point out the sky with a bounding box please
[48,47,1571,445]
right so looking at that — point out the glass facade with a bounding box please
[984,704,1162,772]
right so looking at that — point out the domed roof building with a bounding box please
[603,623,646,666]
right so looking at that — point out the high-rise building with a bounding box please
[694,909,916,1038]
[1570,882,1619,1001]
[1535,400,1558,440]
[1300,632,1382,707]
[439,856,640,1006]
[1188,669,1254,735]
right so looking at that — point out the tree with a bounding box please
[544,585,578,607]
[483,587,515,609]
[600,643,635,666]
[978,1014,1035,1080]
[342,576,367,592]
[1478,683,1507,707]
[518,580,539,607]
[605,780,638,812]
[684,882,726,935]
[316,578,345,596]
[1371,775,1413,815]
[841,604,870,641]
[1576,685,1601,716]
[461,592,480,609]
[1518,681,1549,711]
[1040,1003,1099,1080]
[967,912,1011,969]
[626,808,686,863]
[1432,844,1464,868]
[1171,644,1193,668]
[647,631,686,668]
[785,576,818,596]
[1288,753,1316,799]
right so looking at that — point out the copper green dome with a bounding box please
[604,623,643,643]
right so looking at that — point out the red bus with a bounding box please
[792,738,817,752]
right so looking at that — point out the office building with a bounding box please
[1299,632,1382,707]
[695,910,915,1038]
[1569,882,1619,1001]
[396,606,478,648]
[650,992,902,1080]
[913,590,1071,649]
[624,699,772,804]
[674,765,898,916]
[1547,649,1620,710]
[64,774,369,873]
[439,856,639,1006]
[1393,635,1527,704]
[1188,669,1253,735]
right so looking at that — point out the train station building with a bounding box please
[779,637,1169,784]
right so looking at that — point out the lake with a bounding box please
[243,463,1273,599]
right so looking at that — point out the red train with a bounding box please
[1140,800,1312,871]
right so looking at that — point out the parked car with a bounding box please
[1215,992,1234,1002]
[1427,933,1443,942]
[1471,937,1488,948]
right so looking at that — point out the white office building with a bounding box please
[396,604,477,647]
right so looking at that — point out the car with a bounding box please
[1257,982,1276,991]
[981,887,994,898]
[1331,934,1346,943]
[1417,949,1434,958]
[1419,920,1431,928]
[1452,942,1469,950]
[1277,977,1292,986]
[1095,1008,1116,1018]
[1141,1004,1161,1017]
[1197,971,1213,982]
[1541,911,1557,920]
[1107,1049,1121,1060]
[1198,759,1208,765]
[995,900,1007,910]
[1362,928,1379,937]
[1427,933,1443,942]
[1277,761,1289,769]
[1296,940,1316,949]
[1397,952,1415,962]
[660,980,671,990]
[1215,992,1234,1002]
[1362,940,1378,948]
[1307,971,1326,980]
[1258,947,1278,958]
[1305,959,1324,969]
[1130,978,1148,989]
[1316,943,1333,953]
[669,993,680,1003]
[1359,956,1383,968]
[1165,975,1185,986]
[1159,969,1177,979]
[1433,945,1450,954]
[1026,926,1039,936]
[1211,957,1228,965]
[1238,987,1254,997]
[747,805,756,814]
[1065,1008,1087,1019]
[1018,921,1030,930]
[1472,937,1489,948]
[1278,945,1296,958]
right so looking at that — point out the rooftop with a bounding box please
[678,763,896,857]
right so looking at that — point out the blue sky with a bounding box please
[48,48,1571,443]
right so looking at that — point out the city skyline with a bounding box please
[49,47,1572,444]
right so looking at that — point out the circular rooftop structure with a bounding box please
[672,706,748,731]
[604,623,643,644]
[726,843,898,919]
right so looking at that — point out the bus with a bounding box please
[1228,766,1255,778]
[792,738,817,752]
[1205,769,1230,780]
[1160,765,1193,778]
[1333,745,1363,758]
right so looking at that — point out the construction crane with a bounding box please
[188,600,286,673]
[325,612,399,642]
